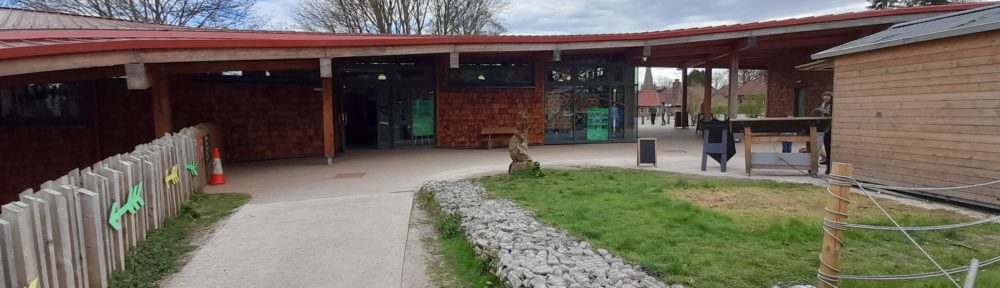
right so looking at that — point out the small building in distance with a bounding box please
[812,4,1000,208]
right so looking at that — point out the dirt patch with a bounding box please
[671,186,974,224]
[673,187,819,215]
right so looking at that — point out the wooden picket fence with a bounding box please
[0,126,209,288]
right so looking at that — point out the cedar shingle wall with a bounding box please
[436,88,544,148]
[435,54,545,148]
[832,30,1000,207]
[0,126,98,202]
[170,77,324,161]
[767,52,834,117]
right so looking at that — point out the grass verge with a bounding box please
[110,192,250,288]
[479,168,1000,288]
[416,189,502,288]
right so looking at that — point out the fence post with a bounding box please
[964,258,979,288]
[819,162,853,288]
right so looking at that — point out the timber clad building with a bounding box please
[814,4,1000,208]
[0,4,995,204]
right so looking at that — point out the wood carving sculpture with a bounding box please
[508,111,536,174]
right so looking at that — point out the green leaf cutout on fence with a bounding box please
[108,182,145,231]
[185,162,198,176]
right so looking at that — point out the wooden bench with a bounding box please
[480,127,516,149]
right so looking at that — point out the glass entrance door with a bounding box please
[338,81,387,150]
[392,67,435,148]
[336,57,435,150]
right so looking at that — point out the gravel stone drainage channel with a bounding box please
[423,180,683,288]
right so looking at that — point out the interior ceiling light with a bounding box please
[477,74,486,81]
[378,73,387,81]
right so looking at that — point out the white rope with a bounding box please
[837,255,1000,281]
[833,175,963,288]
[824,216,1000,232]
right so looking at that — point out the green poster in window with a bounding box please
[412,99,434,137]
[587,108,609,141]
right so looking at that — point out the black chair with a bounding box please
[701,119,736,172]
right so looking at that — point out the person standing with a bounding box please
[649,105,658,125]
[814,91,833,174]
[781,113,795,153]
[660,102,669,125]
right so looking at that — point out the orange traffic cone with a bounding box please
[209,148,226,185]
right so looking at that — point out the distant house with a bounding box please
[716,76,768,104]
[812,4,1000,208]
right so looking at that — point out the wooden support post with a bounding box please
[681,68,689,128]
[728,50,739,120]
[703,65,712,120]
[743,126,752,175]
[321,58,336,165]
[809,126,819,175]
[150,75,173,137]
[819,162,853,288]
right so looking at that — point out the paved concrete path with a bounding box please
[163,124,822,288]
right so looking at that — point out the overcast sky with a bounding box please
[258,0,872,34]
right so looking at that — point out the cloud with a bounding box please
[254,0,873,34]
[504,0,870,35]
[255,0,300,29]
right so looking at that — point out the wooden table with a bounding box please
[730,117,831,175]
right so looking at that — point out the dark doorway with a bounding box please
[339,79,386,150]
[794,88,807,117]
[335,57,435,151]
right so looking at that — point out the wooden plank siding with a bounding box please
[831,30,1000,208]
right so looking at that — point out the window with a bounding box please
[0,83,87,125]
[448,57,534,87]
[544,54,635,144]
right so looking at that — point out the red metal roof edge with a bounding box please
[0,3,988,61]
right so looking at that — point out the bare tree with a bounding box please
[294,0,431,33]
[653,74,673,89]
[11,0,265,29]
[294,0,507,35]
[711,70,728,91]
[430,0,508,35]
[867,0,976,10]
[738,70,766,85]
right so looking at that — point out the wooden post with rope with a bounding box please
[820,162,853,288]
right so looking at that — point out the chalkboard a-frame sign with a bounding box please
[637,138,657,167]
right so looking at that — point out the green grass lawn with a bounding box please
[110,192,250,288]
[478,169,1000,288]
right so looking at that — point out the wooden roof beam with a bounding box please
[682,37,756,68]
[149,59,320,76]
